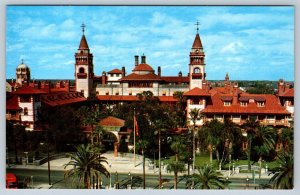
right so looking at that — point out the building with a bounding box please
[73,25,293,128]
[7,23,294,132]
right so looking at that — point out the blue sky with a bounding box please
[6,6,294,81]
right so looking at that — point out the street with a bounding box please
[7,168,271,189]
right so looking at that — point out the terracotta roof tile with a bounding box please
[121,73,162,81]
[133,64,154,71]
[183,87,210,96]
[79,35,89,49]
[42,92,86,106]
[6,95,21,110]
[161,76,189,83]
[108,69,123,74]
[280,88,294,97]
[99,116,125,127]
[13,86,47,95]
[202,93,289,115]
[192,33,203,49]
[97,95,178,102]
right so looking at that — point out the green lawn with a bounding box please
[159,153,280,170]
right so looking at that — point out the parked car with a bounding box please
[6,173,18,189]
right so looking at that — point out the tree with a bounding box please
[167,136,186,189]
[136,140,149,189]
[64,144,109,189]
[189,108,201,177]
[167,161,185,189]
[198,119,223,165]
[242,118,260,171]
[173,91,187,127]
[270,152,293,189]
[193,164,226,189]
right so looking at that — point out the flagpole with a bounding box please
[133,108,136,165]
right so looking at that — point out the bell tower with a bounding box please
[75,23,94,98]
[189,21,206,90]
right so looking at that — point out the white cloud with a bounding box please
[221,42,246,54]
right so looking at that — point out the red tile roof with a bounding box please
[133,64,154,71]
[108,69,123,74]
[121,73,162,81]
[99,116,125,127]
[79,35,89,49]
[97,95,178,102]
[13,86,47,95]
[158,96,178,102]
[6,95,21,110]
[183,87,211,96]
[42,92,86,106]
[161,76,190,83]
[279,88,294,97]
[192,33,203,49]
[97,95,139,101]
[202,93,290,115]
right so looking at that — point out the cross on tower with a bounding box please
[21,59,24,64]
[81,23,86,34]
[195,20,200,33]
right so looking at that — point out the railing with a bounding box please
[159,84,188,88]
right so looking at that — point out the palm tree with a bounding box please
[136,140,148,189]
[242,118,260,171]
[189,108,201,176]
[167,161,185,189]
[193,164,226,189]
[270,152,293,189]
[64,144,109,189]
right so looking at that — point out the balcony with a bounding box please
[6,114,20,121]
[77,73,87,79]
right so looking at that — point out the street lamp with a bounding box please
[226,177,229,189]
[128,172,131,189]
[24,152,28,165]
[109,164,112,189]
[246,176,249,189]
[115,171,119,189]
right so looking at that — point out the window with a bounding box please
[81,90,84,94]
[224,101,231,106]
[194,67,200,74]
[240,101,248,106]
[20,96,31,102]
[106,91,109,95]
[79,67,85,73]
[24,107,28,115]
[257,101,265,107]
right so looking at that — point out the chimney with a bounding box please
[278,79,285,96]
[158,66,161,77]
[66,80,70,92]
[102,71,107,85]
[178,71,182,84]
[38,81,41,89]
[134,55,139,66]
[141,54,146,64]
[122,66,126,77]
[233,82,238,105]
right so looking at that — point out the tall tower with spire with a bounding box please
[189,21,206,90]
[75,23,94,98]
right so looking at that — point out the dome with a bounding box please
[133,64,154,72]
[17,63,28,69]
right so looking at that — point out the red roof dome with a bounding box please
[133,64,154,72]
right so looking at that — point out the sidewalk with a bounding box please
[7,151,274,188]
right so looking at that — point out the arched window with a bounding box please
[193,67,200,74]
[24,107,28,115]
[79,67,85,73]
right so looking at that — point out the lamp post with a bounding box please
[24,152,28,165]
[128,172,131,189]
[226,176,229,189]
[109,164,112,189]
[246,176,249,189]
[115,171,119,189]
